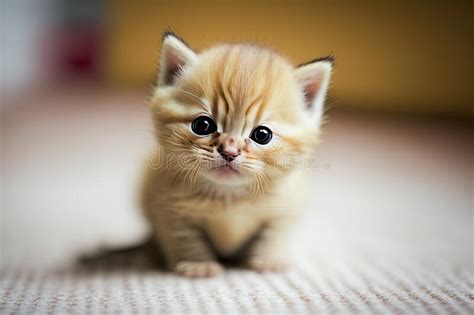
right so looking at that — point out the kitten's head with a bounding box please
[150,32,333,197]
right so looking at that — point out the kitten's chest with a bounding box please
[199,211,263,256]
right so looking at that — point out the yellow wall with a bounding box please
[105,0,473,116]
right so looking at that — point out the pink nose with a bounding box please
[218,146,240,162]
[217,136,242,162]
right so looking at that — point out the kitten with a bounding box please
[141,32,333,277]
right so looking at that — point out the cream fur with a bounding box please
[141,33,332,277]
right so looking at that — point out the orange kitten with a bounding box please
[141,32,333,277]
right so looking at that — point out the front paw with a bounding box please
[247,256,290,273]
[175,260,223,278]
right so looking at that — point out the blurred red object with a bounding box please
[44,25,103,81]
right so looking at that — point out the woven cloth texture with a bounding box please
[1,254,472,314]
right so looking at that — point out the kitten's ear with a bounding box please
[157,32,197,86]
[294,56,334,120]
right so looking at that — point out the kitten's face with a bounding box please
[151,34,332,196]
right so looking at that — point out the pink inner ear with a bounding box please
[304,76,322,110]
[164,51,184,85]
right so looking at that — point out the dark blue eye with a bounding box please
[251,126,272,145]
[191,116,217,136]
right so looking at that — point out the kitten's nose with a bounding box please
[217,137,241,162]
[218,147,240,162]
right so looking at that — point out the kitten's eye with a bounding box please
[191,116,217,136]
[250,126,273,145]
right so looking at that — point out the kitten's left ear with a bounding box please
[294,56,334,120]
[158,31,198,86]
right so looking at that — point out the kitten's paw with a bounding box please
[175,260,223,278]
[247,256,290,273]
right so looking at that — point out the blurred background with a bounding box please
[1,0,472,269]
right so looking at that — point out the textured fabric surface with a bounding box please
[1,254,473,314]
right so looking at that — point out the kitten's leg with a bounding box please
[247,219,293,272]
[154,217,223,277]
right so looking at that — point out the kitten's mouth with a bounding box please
[211,163,240,176]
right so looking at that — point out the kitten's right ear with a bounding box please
[157,32,197,86]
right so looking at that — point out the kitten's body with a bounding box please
[142,162,310,274]
[142,34,332,277]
